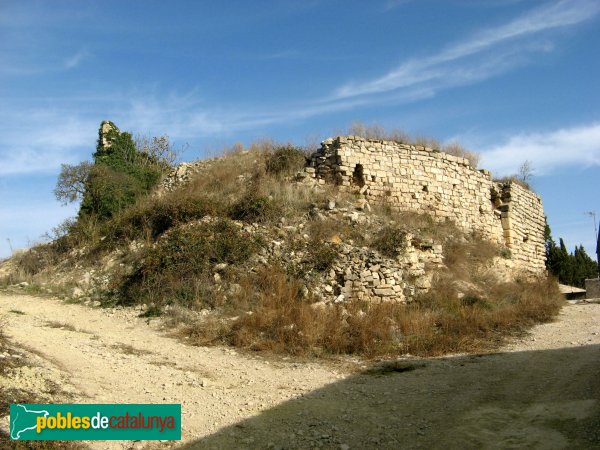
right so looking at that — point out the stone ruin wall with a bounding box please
[302,136,546,274]
[494,182,546,273]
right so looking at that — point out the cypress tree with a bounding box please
[545,220,598,287]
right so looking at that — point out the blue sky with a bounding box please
[1,0,599,259]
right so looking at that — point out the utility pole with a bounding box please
[587,211,599,278]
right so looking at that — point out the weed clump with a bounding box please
[112,195,220,242]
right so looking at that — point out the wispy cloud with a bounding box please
[252,50,300,61]
[2,1,599,178]
[64,51,88,69]
[480,122,600,176]
[0,203,78,257]
[0,110,97,175]
[109,0,595,133]
[335,0,600,99]
[382,0,412,11]
[0,1,92,76]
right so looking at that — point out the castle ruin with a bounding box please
[301,136,546,274]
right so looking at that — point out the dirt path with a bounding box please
[1,293,599,449]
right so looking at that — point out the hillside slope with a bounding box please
[1,126,563,357]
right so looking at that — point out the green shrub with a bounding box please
[460,294,493,310]
[265,145,307,176]
[111,195,220,243]
[79,164,147,220]
[229,193,282,223]
[371,226,407,258]
[305,242,338,272]
[119,219,259,307]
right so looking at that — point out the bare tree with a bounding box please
[54,161,92,205]
[517,160,534,185]
[134,134,188,167]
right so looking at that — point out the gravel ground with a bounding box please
[1,294,599,450]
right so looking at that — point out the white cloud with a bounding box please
[120,1,596,126]
[382,0,412,11]
[0,203,77,258]
[1,2,598,178]
[0,112,96,175]
[480,122,600,176]
[0,49,90,76]
[64,51,88,69]
[335,0,600,99]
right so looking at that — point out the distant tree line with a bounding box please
[545,222,598,288]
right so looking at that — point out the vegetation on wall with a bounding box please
[347,122,481,168]
[55,122,178,221]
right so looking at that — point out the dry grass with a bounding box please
[442,235,499,280]
[348,122,411,144]
[11,248,49,278]
[44,321,91,334]
[111,343,154,356]
[347,122,480,168]
[368,208,460,245]
[178,261,563,358]
[408,275,563,355]
[495,175,532,190]
[443,142,481,168]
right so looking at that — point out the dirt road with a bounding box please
[1,293,599,449]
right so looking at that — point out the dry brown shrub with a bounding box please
[347,122,411,143]
[443,142,481,168]
[306,217,365,246]
[495,175,532,191]
[413,135,441,149]
[346,123,480,168]
[442,234,498,281]
[178,254,563,358]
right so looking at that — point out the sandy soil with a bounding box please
[1,293,599,449]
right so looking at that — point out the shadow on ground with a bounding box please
[179,344,600,450]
